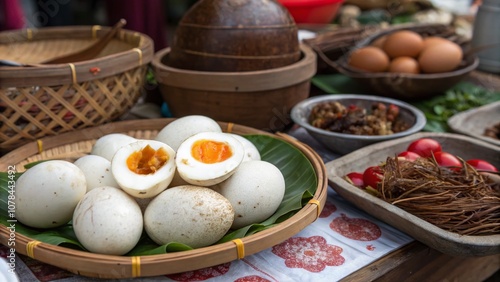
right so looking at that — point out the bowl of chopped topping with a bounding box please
[290,94,426,155]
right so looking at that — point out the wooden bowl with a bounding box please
[307,23,479,100]
[153,44,317,132]
[326,132,500,257]
[0,118,328,279]
[167,0,300,72]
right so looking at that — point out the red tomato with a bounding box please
[407,138,442,157]
[433,151,462,168]
[466,159,498,172]
[346,172,364,188]
[363,166,384,189]
[397,151,421,161]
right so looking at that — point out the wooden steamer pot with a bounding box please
[152,44,316,132]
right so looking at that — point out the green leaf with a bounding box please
[0,134,318,256]
[411,82,500,132]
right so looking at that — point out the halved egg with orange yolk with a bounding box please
[175,132,244,187]
[111,140,176,198]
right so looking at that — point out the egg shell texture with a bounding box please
[348,46,389,73]
[227,133,261,162]
[214,160,285,229]
[73,155,119,192]
[144,185,234,248]
[155,115,222,151]
[72,186,143,255]
[111,140,176,198]
[382,30,424,58]
[90,133,137,161]
[418,41,463,73]
[14,160,87,228]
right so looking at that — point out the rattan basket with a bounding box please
[0,25,154,153]
[0,118,328,279]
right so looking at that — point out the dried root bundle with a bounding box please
[378,157,500,236]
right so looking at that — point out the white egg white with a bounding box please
[213,160,285,229]
[155,115,222,151]
[111,139,176,198]
[74,155,119,192]
[91,133,137,161]
[72,186,143,255]
[175,131,244,187]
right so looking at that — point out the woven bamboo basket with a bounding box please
[0,118,328,279]
[0,25,154,153]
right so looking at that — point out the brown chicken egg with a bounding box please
[422,36,452,49]
[418,41,463,73]
[388,56,420,74]
[348,46,389,72]
[382,30,424,59]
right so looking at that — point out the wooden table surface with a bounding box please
[343,241,500,281]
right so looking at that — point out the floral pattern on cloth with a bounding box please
[271,236,345,272]
[330,213,382,241]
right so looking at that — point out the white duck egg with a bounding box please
[14,160,87,228]
[91,133,137,161]
[144,185,234,248]
[213,160,285,229]
[227,133,261,162]
[175,132,244,187]
[111,139,176,198]
[72,186,143,255]
[155,115,222,151]
[73,155,119,192]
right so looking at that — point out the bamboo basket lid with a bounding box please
[0,118,328,279]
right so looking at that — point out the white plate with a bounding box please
[0,258,19,282]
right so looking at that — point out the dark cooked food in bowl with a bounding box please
[290,94,426,155]
[309,101,411,135]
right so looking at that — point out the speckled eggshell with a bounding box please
[213,160,285,229]
[155,115,222,151]
[73,155,119,192]
[144,185,234,248]
[14,160,87,229]
[72,186,143,255]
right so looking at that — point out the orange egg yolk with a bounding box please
[191,139,232,164]
[127,145,168,175]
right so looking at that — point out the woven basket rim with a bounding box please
[0,118,328,279]
[0,26,154,87]
[152,44,317,92]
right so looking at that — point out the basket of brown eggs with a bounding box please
[305,23,479,100]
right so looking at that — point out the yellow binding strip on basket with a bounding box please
[131,256,141,277]
[26,28,33,40]
[232,238,245,259]
[36,139,43,154]
[26,240,41,258]
[91,25,102,39]
[308,199,321,220]
[68,63,77,84]
[226,123,234,133]
[132,48,143,66]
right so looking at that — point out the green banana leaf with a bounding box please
[0,134,318,256]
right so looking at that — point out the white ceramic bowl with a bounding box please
[290,94,426,155]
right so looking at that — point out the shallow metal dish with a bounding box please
[326,132,500,257]
[290,94,426,155]
[448,101,500,146]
